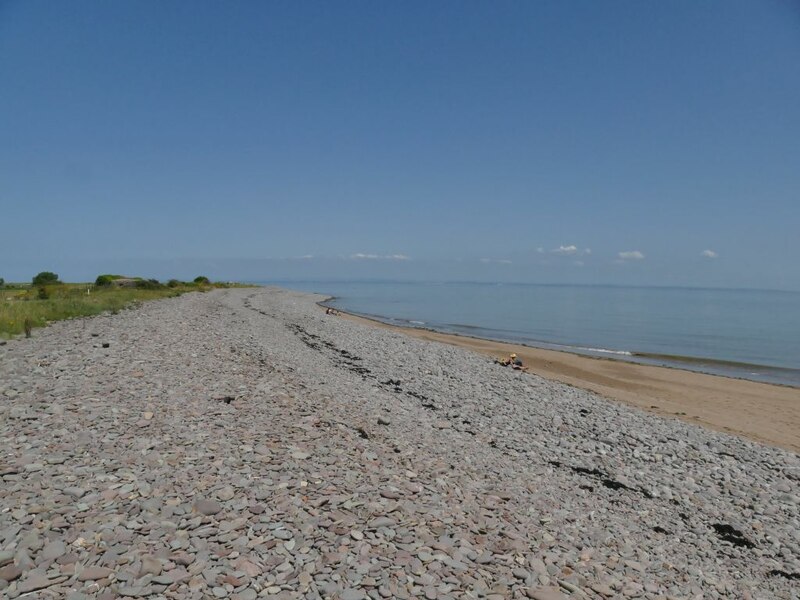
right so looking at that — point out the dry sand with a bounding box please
[336,309,800,453]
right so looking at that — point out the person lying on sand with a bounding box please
[495,353,527,371]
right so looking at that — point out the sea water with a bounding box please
[268,281,800,387]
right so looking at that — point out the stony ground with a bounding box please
[0,287,798,600]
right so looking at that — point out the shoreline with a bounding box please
[321,301,799,388]
[323,301,800,453]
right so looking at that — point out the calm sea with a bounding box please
[267,281,800,387]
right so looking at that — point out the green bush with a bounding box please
[37,286,49,300]
[167,279,181,288]
[95,275,115,287]
[32,271,60,285]
[134,279,163,290]
[193,276,210,284]
[0,277,4,288]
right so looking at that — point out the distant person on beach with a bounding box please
[495,353,511,366]
[495,353,526,370]
[509,353,527,371]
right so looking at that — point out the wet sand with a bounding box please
[335,309,800,453]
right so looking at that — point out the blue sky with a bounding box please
[1,1,799,289]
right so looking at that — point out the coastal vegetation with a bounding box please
[32,271,61,285]
[0,274,249,338]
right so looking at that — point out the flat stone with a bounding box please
[590,583,615,596]
[118,585,154,597]
[368,516,396,529]
[236,559,261,577]
[0,564,22,581]
[513,568,530,580]
[194,499,222,516]
[216,486,235,501]
[41,540,67,560]
[139,555,162,576]
[64,487,87,498]
[18,574,59,593]
[527,587,567,600]
[78,566,113,581]
[170,552,194,566]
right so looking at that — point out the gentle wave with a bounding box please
[633,352,800,373]
[445,322,484,331]
[414,321,637,358]
[579,347,634,356]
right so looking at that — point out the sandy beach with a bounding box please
[336,310,800,454]
[1,287,798,599]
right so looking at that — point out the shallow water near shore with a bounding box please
[267,281,800,387]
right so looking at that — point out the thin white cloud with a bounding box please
[573,260,584,267]
[480,258,512,264]
[701,249,718,259]
[536,247,545,254]
[618,250,645,261]
[550,245,592,257]
[350,253,410,261]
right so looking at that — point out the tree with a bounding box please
[0,277,5,288]
[32,272,60,285]
[193,276,210,284]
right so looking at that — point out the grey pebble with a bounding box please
[194,499,223,516]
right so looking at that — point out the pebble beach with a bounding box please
[1,286,798,599]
